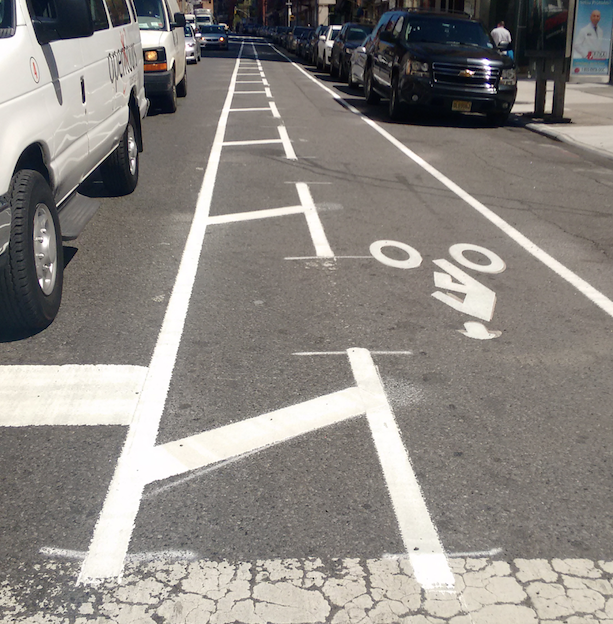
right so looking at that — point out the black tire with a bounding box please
[348,69,357,89]
[0,170,63,332]
[388,75,405,121]
[339,60,348,81]
[364,67,380,104]
[162,70,178,113]
[177,66,187,98]
[330,57,338,77]
[101,110,139,196]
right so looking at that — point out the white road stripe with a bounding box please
[347,348,454,591]
[0,365,146,426]
[208,205,304,224]
[269,101,281,118]
[222,138,283,146]
[78,44,247,585]
[141,387,365,484]
[278,125,297,160]
[296,182,334,257]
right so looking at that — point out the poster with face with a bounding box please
[571,0,613,80]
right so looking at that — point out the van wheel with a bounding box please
[101,110,139,196]
[0,170,63,332]
[177,67,187,98]
[162,70,178,113]
[364,67,380,104]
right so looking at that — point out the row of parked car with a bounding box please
[269,11,518,126]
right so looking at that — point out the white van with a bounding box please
[133,0,187,113]
[0,0,148,332]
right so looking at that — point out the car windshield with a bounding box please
[201,25,224,33]
[184,25,194,37]
[347,26,372,41]
[134,0,166,30]
[405,18,492,48]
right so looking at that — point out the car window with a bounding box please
[405,17,492,48]
[200,25,224,32]
[106,0,131,26]
[91,0,110,30]
[0,0,15,37]
[184,24,193,36]
[347,25,372,41]
[134,0,166,30]
[393,16,403,37]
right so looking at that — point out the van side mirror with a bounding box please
[172,13,186,28]
[31,0,93,44]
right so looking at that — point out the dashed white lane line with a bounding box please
[277,45,613,322]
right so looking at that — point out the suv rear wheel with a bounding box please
[0,170,63,332]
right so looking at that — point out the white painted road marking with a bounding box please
[0,365,147,426]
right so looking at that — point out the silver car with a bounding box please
[348,34,373,89]
[184,25,201,63]
[199,24,229,50]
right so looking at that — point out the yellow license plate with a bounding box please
[452,100,472,112]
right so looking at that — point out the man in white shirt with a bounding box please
[491,21,512,47]
[573,10,604,58]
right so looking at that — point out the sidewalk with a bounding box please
[512,78,613,160]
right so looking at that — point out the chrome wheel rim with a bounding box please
[127,123,138,177]
[33,203,57,295]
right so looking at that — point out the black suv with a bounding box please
[364,10,517,124]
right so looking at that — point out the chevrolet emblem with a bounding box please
[459,69,476,77]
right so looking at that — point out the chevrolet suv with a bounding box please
[363,10,517,124]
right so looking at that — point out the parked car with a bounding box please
[317,24,342,71]
[199,24,229,50]
[184,24,201,63]
[0,0,148,331]
[308,25,326,64]
[296,28,315,58]
[363,10,517,123]
[134,0,187,113]
[330,23,373,79]
[287,26,312,54]
[348,34,374,89]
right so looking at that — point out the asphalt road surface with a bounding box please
[2,36,613,623]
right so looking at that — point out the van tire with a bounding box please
[0,170,63,332]
[101,110,139,196]
[177,67,187,98]
[388,75,405,121]
[162,70,178,113]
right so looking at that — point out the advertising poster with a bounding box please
[571,0,613,80]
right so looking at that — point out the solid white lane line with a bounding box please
[142,387,365,484]
[277,125,297,160]
[269,101,281,118]
[281,50,613,321]
[265,87,272,98]
[296,182,334,257]
[347,348,454,591]
[78,44,246,586]
[0,365,147,426]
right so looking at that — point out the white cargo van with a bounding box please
[0,0,148,332]
[134,0,187,113]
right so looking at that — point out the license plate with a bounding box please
[452,100,472,112]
